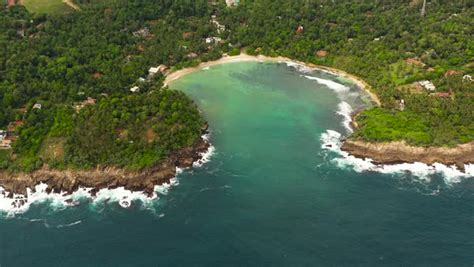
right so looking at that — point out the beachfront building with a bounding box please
[148,64,168,78]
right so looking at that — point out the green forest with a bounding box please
[0,0,473,172]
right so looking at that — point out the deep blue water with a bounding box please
[0,62,472,266]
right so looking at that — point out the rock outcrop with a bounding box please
[341,139,474,171]
[0,127,210,197]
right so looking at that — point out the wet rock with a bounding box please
[342,139,474,171]
[0,124,211,197]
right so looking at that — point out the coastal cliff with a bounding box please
[0,132,210,197]
[341,139,474,171]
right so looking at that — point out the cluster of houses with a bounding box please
[411,70,474,99]
[129,64,168,93]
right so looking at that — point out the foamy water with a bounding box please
[320,129,474,184]
[298,70,473,184]
[0,134,215,216]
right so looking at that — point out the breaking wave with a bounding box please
[0,134,215,217]
[320,129,474,184]
[302,75,350,93]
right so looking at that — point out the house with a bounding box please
[0,130,6,141]
[137,77,146,83]
[187,52,198,59]
[82,97,96,105]
[6,0,15,7]
[0,139,12,149]
[444,70,460,77]
[205,37,222,44]
[32,103,42,110]
[157,64,168,73]
[149,67,159,76]
[74,97,96,111]
[133,28,150,38]
[433,92,451,98]
[225,0,237,7]
[316,50,328,57]
[405,58,426,68]
[148,65,168,77]
[93,72,103,79]
[130,86,140,93]
[296,25,304,34]
[7,121,24,132]
[417,80,436,92]
[463,75,473,82]
[399,99,405,111]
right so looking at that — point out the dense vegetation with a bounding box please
[219,0,474,146]
[0,0,473,172]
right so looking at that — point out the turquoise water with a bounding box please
[0,62,472,266]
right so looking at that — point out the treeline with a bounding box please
[219,0,473,146]
[0,0,473,172]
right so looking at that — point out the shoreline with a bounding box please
[341,139,474,172]
[0,126,211,213]
[164,53,381,106]
[166,54,473,171]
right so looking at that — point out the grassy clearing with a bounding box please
[354,107,432,145]
[21,0,73,14]
[38,136,66,163]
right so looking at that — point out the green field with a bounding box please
[21,0,73,14]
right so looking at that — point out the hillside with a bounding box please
[0,0,473,173]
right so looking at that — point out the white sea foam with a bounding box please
[56,220,82,229]
[302,75,350,93]
[202,66,210,70]
[0,132,214,216]
[320,129,474,184]
[284,61,313,74]
[0,167,183,216]
[193,145,216,168]
[193,133,215,168]
[337,101,354,133]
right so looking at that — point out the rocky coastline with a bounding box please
[0,126,210,198]
[341,139,474,172]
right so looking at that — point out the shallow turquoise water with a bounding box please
[0,62,472,266]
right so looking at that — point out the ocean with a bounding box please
[0,62,472,266]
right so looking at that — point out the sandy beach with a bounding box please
[164,53,381,106]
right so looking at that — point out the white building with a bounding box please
[206,37,222,44]
[418,80,436,92]
[33,103,42,110]
[130,86,140,93]
[0,130,6,141]
[226,0,237,7]
[463,75,473,82]
[149,67,159,76]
